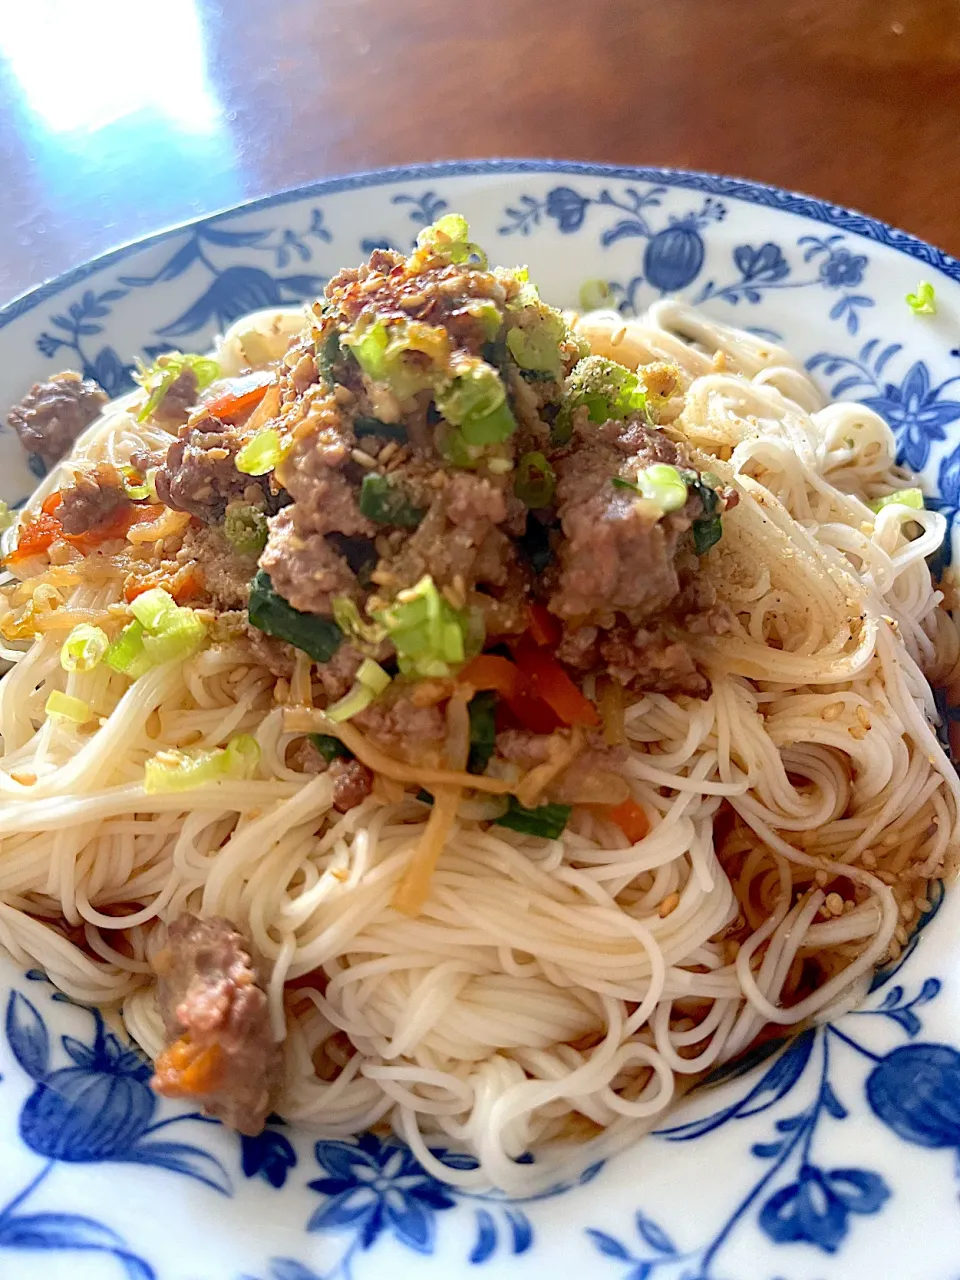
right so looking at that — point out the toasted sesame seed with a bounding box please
[822,702,843,721]
[610,326,627,348]
[860,520,874,535]
[856,705,871,730]
[848,725,866,740]
[378,442,399,465]
[815,869,829,886]
[350,449,378,469]
[10,771,36,786]
[825,892,844,916]
[658,891,681,918]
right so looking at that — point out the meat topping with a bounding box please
[8,371,108,466]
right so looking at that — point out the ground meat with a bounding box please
[7,371,108,466]
[600,624,708,696]
[329,757,374,811]
[325,250,511,357]
[354,693,445,755]
[377,472,514,593]
[288,740,373,811]
[178,523,257,611]
[153,368,199,426]
[155,415,268,523]
[151,914,281,1135]
[261,507,360,615]
[549,416,705,623]
[57,462,130,535]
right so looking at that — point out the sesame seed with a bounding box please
[610,326,627,348]
[825,892,844,916]
[860,521,874,535]
[822,702,843,721]
[658,892,680,918]
[860,850,877,868]
[814,869,828,886]
[856,705,871,730]
[350,449,378,469]
[848,725,866,740]
[378,442,399,465]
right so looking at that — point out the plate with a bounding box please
[1,161,959,1280]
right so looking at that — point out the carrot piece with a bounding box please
[512,637,600,728]
[527,603,561,647]
[605,797,650,843]
[205,371,275,422]
[458,653,520,698]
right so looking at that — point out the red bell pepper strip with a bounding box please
[512,636,600,727]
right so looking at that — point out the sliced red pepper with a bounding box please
[204,371,275,422]
[526,603,561,647]
[512,636,600,728]
[604,797,649,843]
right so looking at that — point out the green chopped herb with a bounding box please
[416,213,488,268]
[372,574,479,679]
[870,487,924,512]
[435,358,516,446]
[692,514,723,555]
[342,316,449,400]
[467,692,497,775]
[236,428,288,476]
[316,326,343,382]
[555,356,648,443]
[358,473,426,528]
[134,352,219,423]
[494,797,571,839]
[223,502,268,555]
[308,733,353,763]
[906,281,937,316]
[505,305,567,380]
[514,452,556,508]
[247,570,343,663]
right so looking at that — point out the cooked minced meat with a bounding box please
[177,523,258,611]
[549,415,707,623]
[8,371,108,465]
[153,368,199,426]
[57,462,130,536]
[152,914,281,1135]
[155,415,271,523]
[261,507,362,615]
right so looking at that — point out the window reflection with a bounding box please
[0,0,218,135]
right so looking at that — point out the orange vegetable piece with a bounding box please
[512,636,600,728]
[205,371,274,422]
[458,653,520,699]
[605,797,650,843]
[526,603,561,647]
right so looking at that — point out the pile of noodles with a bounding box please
[0,299,957,1195]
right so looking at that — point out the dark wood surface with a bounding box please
[1,0,958,302]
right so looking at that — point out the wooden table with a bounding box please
[1,0,958,303]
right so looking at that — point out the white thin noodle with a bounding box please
[1,301,957,1195]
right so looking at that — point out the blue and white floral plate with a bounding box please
[1,161,960,1280]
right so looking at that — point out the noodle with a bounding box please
[1,296,958,1197]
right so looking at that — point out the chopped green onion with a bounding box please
[109,591,207,677]
[503,266,540,310]
[60,624,109,673]
[373,575,478,679]
[435,359,516,446]
[308,733,352,763]
[494,797,571,838]
[224,502,268,555]
[130,588,179,632]
[120,466,154,502]
[636,464,688,513]
[467,691,497,774]
[416,213,488,267]
[353,416,407,442]
[870,487,924,512]
[316,326,343,383]
[236,428,287,476]
[579,279,614,311]
[356,658,391,694]
[134,352,219,423]
[515,452,556,508]
[248,570,343,663]
[466,301,503,341]
[141,610,207,665]
[105,621,152,678]
[0,500,13,532]
[331,597,388,652]
[555,356,648,443]
[45,691,91,723]
[906,282,937,316]
[342,316,449,400]
[143,733,260,794]
[505,306,567,379]
[358,473,425,528]
[326,682,375,722]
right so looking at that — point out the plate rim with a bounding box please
[3,157,960,335]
